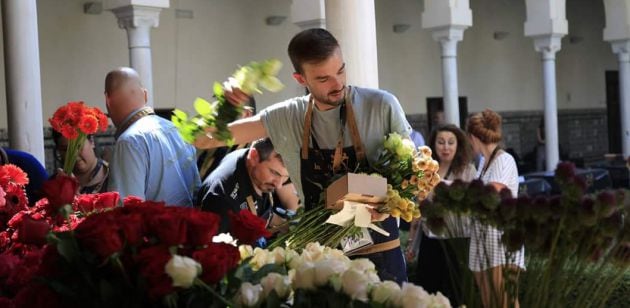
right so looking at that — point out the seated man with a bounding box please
[198,138,299,235]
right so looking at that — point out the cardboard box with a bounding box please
[325,173,387,210]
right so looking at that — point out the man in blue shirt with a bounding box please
[105,67,200,206]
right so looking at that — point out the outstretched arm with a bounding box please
[194,87,268,149]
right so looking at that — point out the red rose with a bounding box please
[13,282,61,308]
[0,297,12,308]
[117,212,145,246]
[41,175,79,213]
[74,211,123,261]
[148,211,187,246]
[73,194,97,212]
[17,216,50,246]
[35,245,63,278]
[122,195,144,207]
[73,192,120,213]
[93,192,120,210]
[0,252,20,279]
[184,211,220,246]
[192,243,240,285]
[228,210,271,245]
[136,245,175,299]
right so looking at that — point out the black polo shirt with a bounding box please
[198,148,272,233]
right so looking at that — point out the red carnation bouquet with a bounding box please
[49,101,108,174]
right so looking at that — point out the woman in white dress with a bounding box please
[466,109,525,308]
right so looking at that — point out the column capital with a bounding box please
[291,0,326,30]
[429,26,467,57]
[532,35,564,60]
[610,40,630,62]
[110,5,164,29]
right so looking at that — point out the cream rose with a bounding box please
[164,255,201,288]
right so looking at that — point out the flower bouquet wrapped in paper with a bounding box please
[172,59,284,147]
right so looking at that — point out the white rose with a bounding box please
[292,262,316,290]
[285,249,300,268]
[371,281,402,304]
[213,233,237,246]
[349,258,376,272]
[269,247,286,265]
[399,282,433,308]
[341,268,371,302]
[322,247,350,263]
[313,258,350,287]
[250,248,270,270]
[234,282,263,307]
[432,291,451,307]
[164,255,201,288]
[288,254,305,270]
[301,242,325,262]
[239,245,254,260]
[260,272,292,299]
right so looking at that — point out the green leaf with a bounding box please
[172,109,188,121]
[213,82,224,98]
[55,232,81,263]
[251,263,288,283]
[194,97,213,116]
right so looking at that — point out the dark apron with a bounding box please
[299,89,407,284]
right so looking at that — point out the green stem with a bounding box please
[63,132,87,175]
[195,278,234,307]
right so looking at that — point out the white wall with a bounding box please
[0,0,620,129]
[376,0,617,114]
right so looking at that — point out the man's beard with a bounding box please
[314,86,346,107]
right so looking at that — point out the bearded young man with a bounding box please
[196,28,412,283]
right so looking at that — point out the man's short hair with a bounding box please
[288,28,340,74]
[251,138,282,163]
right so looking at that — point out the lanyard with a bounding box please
[115,107,155,139]
[300,88,365,172]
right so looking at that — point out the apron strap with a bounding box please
[344,94,366,163]
[245,195,257,216]
[301,98,314,160]
[300,88,366,170]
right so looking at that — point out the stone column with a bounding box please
[1,0,45,164]
[604,0,630,157]
[525,0,567,171]
[105,0,169,106]
[421,0,472,127]
[325,0,379,88]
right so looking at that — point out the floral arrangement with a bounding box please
[48,101,109,175]
[272,133,440,251]
[0,167,87,307]
[374,133,439,222]
[232,242,451,307]
[422,162,630,307]
[173,59,284,146]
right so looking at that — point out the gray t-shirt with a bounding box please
[260,86,412,201]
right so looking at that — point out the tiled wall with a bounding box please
[407,108,609,169]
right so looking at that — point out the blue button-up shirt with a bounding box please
[108,110,200,206]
